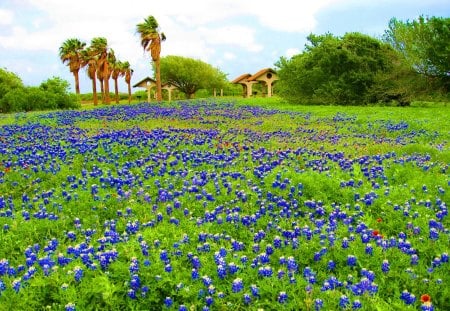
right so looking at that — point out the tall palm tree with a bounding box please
[91,37,111,104]
[110,54,124,104]
[59,38,86,94]
[122,61,133,104]
[81,47,99,105]
[136,15,166,101]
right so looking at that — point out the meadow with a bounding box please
[0,98,448,310]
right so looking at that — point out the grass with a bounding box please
[0,98,448,310]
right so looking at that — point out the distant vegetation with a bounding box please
[0,68,79,113]
[276,16,449,106]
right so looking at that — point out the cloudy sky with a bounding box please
[0,0,448,93]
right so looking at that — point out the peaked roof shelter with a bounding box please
[133,77,179,102]
[231,68,279,98]
[133,77,156,102]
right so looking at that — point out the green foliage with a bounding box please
[276,32,397,105]
[0,72,80,113]
[159,55,228,98]
[384,16,450,90]
[0,68,23,100]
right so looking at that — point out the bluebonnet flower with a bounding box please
[277,291,288,303]
[191,269,199,280]
[0,279,6,292]
[381,259,390,273]
[339,295,350,308]
[164,297,173,308]
[327,260,336,271]
[202,275,212,287]
[130,274,140,289]
[217,265,227,279]
[429,228,439,240]
[232,278,243,293]
[250,284,259,297]
[347,255,357,267]
[243,293,251,304]
[127,289,136,299]
[352,300,362,309]
[205,296,214,306]
[341,237,349,249]
[400,290,416,305]
[179,305,188,311]
[73,266,83,282]
[315,298,324,311]
[65,303,76,311]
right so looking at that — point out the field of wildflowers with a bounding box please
[0,100,448,310]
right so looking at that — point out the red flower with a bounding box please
[376,218,382,223]
[372,230,380,237]
[420,294,431,303]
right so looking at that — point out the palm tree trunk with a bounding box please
[74,70,81,95]
[127,82,131,104]
[92,75,98,106]
[114,78,119,104]
[155,58,162,101]
[104,77,110,104]
[98,78,104,103]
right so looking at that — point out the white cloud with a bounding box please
[223,52,236,60]
[286,48,300,58]
[0,9,14,25]
[197,26,263,52]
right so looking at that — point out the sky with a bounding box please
[0,0,449,93]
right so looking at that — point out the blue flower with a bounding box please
[65,303,76,311]
[347,255,357,267]
[314,298,324,311]
[232,278,243,293]
[339,295,350,308]
[381,260,390,273]
[278,291,288,303]
[352,299,362,309]
[243,293,251,305]
[164,297,173,308]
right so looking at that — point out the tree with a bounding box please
[137,15,166,101]
[59,38,86,95]
[0,67,23,100]
[159,55,227,99]
[40,77,79,109]
[81,47,99,105]
[276,32,395,105]
[111,56,124,104]
[90,37,111,104]
[122,61,133,104]
[383,16,450,90]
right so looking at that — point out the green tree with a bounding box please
[81,47,99,105]
[122,61,133,104]
[276,32,395,105]
[159,55,227,99]
[136,15,166,101]
[39,77,79,109]
[384,16,450,90]
[0,68,24,100]
[90,37,111,104]
[59,38,86,95]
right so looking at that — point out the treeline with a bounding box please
[0,69,79,113]
[276,16,449,105]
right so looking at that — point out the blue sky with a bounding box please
[0,0,448,93]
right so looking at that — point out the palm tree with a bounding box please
[91,37,111,104]
[122,61,133,104]
[110,54,124,104]
[81,48,99,105]
[136,15,166,101]
[59,38,86,94]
